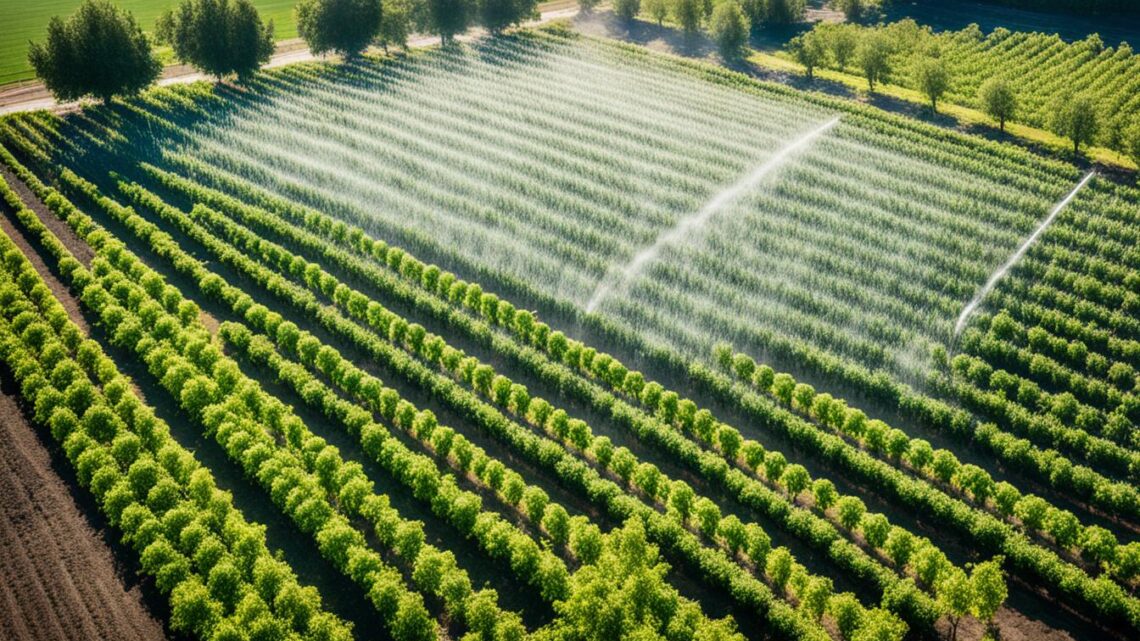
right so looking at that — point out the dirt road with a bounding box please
[0,3,579,116]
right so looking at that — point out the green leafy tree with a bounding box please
[674,0,704,35]
[614,0,641,21]
[852,607,907,641]
[671,480,696,521]
[1051,93,1100,154]
[969,557,1007,630]
[379,0,414,52]
[780,464,810,499]
[645,0,669,24]
[28,0,161,104]
[860,513,890,548]
[569,520,603,564]
[710,1,751,62]
[828,592,864,639]
[837,495,866,530]
[157,0,273,80]
[717,426,743,460]
[766,547,794,592]
[979,77,1017,132]
[992,482,1020,517]
[392,592,435,641]
[857,31,892,91]
[789,31,827,78]
[543,504,572,546]
[764,0,805,24]
[1122,122,1140,172]
[884,527,915,567]
[1014,495,1049,532]
[578,0,600,12]
[824,23,859,69]
[812,478,837,511]
[931,449,960,484]
[480,0,539,33]
[170,577,222,637]
[955,464,994,503]
[421,0,474,44]
[1079,525,1118,567]
[296,0,382,56]
[695,497,722,538]
[914,55,950,111]
[1044,508,1081,549]
[937,568,973,641]
[912,543,948,587]
[719,514,748,554]
[1113,542,1140,582]
[905,439,933,471]
[800,576,832,621]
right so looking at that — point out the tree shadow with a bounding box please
[573,12,717,58]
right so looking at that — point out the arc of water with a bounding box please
[952,170,1096,338]
[585,115,842,314]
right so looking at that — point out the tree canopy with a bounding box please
[789,31,827,79]
[480,0,539,34]
[158,0,274,80]
[422,0,475,44]
[914,55,950,111]
[857,32,891,91]
[979,77,1017,131]
[296,0,383,57]
[28,0,161,104]
[1051,93,1100,154]
[710,2,751,63]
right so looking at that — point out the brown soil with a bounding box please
[0,383,168,641]
[0,165,94,268]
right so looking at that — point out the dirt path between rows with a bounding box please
[0,375,168,641]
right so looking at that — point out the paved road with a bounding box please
[0,4,578,116]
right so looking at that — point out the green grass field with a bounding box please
[0,0,299,85]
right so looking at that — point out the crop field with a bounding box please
[0,26,1138,641]
[0,0,299,85]
[802,20,1140,153]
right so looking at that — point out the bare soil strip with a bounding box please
[0,381,168,641]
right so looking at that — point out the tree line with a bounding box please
[29,0,544,106]
[788,19,1140,163]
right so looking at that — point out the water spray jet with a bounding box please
[585,115,842,314]
[952,170,1096,339]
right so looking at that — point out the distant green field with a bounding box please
[0,0,299,85]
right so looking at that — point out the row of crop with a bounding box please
[0,147,528,641]
[549,31,1076,188]
[0,179,355,641]
[716,348,1140,588]
[940,353,1135,479]
[33,154,826,641]
[1002,277,1140,348]
[103,177,857,641]
[128,171,960,638]
[963,311,1137,416]
[47,164,595,637]
[138,158,1140,632]
[985,308,1139,395]
[143,151,1140,530]
[218,321,750,641]
[951,339,1137,458]
[984,290,1140,370]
